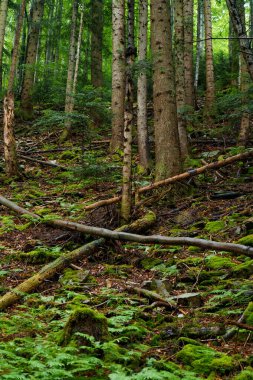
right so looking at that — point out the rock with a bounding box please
[173,292,203,307]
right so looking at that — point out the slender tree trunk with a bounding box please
[183,0,194,108]
[174,0,188,159]
[229,19,239,87]
[151,0,182,181]
[91,0,103,87]
[60,0,78,142]
[121,0,135,223]
[20,0,45,119]
[4,0,26,177]
[110,0,125,152]
[54,0,63,75]
[194,0,204,93]
[137,0,150,172]
[0,0,8,91]
[72,10,84,96]
[226,0,253,81]
[204,0,215,115]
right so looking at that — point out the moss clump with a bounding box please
[176,344,234,375]
[238,235,253,247]
[205,254,235,270]
[59,268,91,290]
[60,307,109,346]
[205,221,226,233]
[230,260,253,278]
[19,246,62,264]
[234,368,253,380]
[140,257,163,270]
[244,302,253,326]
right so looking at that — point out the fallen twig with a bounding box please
[18,154,68,170]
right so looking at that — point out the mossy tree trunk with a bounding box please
[137,0,150,172]
[91,0,103,88]
[174,0,188,160]
[151,0,182,181]
[20,0,45,119]
[0,0,8,91]
[110,0,125,152]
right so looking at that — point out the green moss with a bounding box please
[234,368,253,380]
[238,235,253,247]
[244,302,253,325]
[60,307,109,345]
[205,221,226,233]
[188,246,202,253]
[60,150,77,160]
[140,257,163,270]
[205,254,235,270]
[19,246,62,264]
[59,268,92,289]
[230,260,253,278]
[176,344,235,375]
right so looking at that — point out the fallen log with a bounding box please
[0,194,253,257]
[19,154,68,171]
[0,211,156,311]
[85,150,253,210]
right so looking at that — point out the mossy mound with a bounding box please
[19,246,62,264]
[238,235,253,247]
[229,260,253,278]
[204,254,235,270]
[244,302,253,325]
[59,268,92,290]
[176,344,235,375]
[140,257,163,270]
[234,368,253,380]
[60,307,109,346]
[205,220,226,233]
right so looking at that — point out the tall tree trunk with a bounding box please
[72,9,84,96]
[91,0,103,87]
[174,0,188,159]
[226,0,253,81]
[229,19,239,87]
[183,0,194,108]
[54,0,63,76]
[60,0,78,142]
[20,0,45,119]
[110,0,125,152]
[194,0,204,93]
[0,0,8,91]
[4,0,26,177]
[151,0,182,181]
[121,0,135,223]
[137,0,150,172]
[238,0,250,146]
[204,0,215,115]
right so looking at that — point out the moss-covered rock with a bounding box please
[60,307,109,346]
[229,260,253,278]
[238,235,253,247]
[204,254,235,270]
[59,268,91,289]
[176,344,235,375]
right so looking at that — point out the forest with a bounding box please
[0,0,253,378]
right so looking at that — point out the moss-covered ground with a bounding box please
[0,130,253,379]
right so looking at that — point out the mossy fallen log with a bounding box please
[0,211,156,311]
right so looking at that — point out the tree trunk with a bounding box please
[194,0,204,93]
[229,19,239,87]
[174,0,188,159]
[4,0,26,177]
[137,0,149,172]
[60,0,78,142]
[183,0,194,108]
[226,0,253,81]
[91,0,103,87]
[72,9,84,96]
[204,0,215,116]
[0,0,8,91]
[20,0,45,119]
[121,0,135,223]
[151,0,182,181]
[110,0,125,152]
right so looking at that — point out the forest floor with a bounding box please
[0,124,253,379]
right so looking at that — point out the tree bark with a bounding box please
[121,0,135,223]
[72,9,84,96]
[110,0,125,151]
[174,0,188,159]
[194,0,204,93]
[204,0,215,115]
[0,0,8,91]
[20,0,45,119]
[91,0,103,87]
[151,0,182,181]
[183,0,194,108]
[137,0,150,172]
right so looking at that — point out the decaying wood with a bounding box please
[19,154,68,170]
[125,285,177,309]
[0,194,253,257]
[85,150,253,210]
[0,211,156,311]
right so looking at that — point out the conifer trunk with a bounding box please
[204,0,215,115]
[174,0,188,159]
[183,0,194,108]
[0,0,8,91]
[20,0,45,119]
[151,0,182,181]
[137,0,150,172]
[91,0,103,87]
[110,0,125,151]
[194,0,204,93]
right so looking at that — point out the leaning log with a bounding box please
[85,150,253,210]
[0,194,253,257]
[0,211,156,311]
